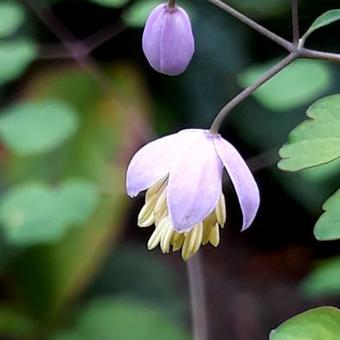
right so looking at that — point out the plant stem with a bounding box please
[168,0,176,8]
[209,52,299,133]
[206,0,292,51]
[187,253,208,340]
[300,48,340,63]
[291,0,300,44]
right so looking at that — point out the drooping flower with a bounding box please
[126,129,260,260]
[142,3,195,76]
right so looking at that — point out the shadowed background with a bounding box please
[0,0,339,339]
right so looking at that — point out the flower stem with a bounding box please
[187,253,208,340]
[291,0,300,44]
[206,0,292,51]
[168,0,176,8]
[209,52,299,134]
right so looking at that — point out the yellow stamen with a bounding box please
[138,195,157,227]
[141,180,227,260]
[216,193,226,227]
[209,223,220,247]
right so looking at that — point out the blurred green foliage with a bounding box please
[314,189,340,241]
[270,307,340,340]
[0,1,25,38]
[0,179,99,245]
[302,257,340,298]
[0,39,37,85]
[0,101,78,155]
[51,298,188,340]
[239,60,331,111]
[0,0,338,339]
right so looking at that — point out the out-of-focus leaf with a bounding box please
[301,257,340,298]
[0,39,37,85]
[0,306,35,338]
[278,94,340,171]
[303,9,340,41]
[0,179,99,245]
[122,0,195,27]
[51,298,188,340]
[10,64,151,324]
[89,245,186,319]
[0,101,79,155]
[122,0,164,27]
[270,306,340,340]
[88,0,129,8]
[314,189,340,241]
[0,1,25,38]
[239,59,331,111]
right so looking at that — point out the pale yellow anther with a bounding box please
[138,197,157,227]
[190,223,203,255]
[160,219,173,253]
[202,214,215,245]
[172,233,184,252]
[216,193,226,227]
[154,190,168,221]
[147,218,167,250]
[209,223,220,247]
[145,179,166,202]
[142,183,226,260]
[181,230,192,261]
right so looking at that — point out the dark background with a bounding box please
[0,0,339,339]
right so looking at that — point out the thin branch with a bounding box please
[206,0,293,51]
[291,0,299,44]
[187,253,208,340]
[300,47,340,63]
[83,22,126,53]
[209,52,299,133]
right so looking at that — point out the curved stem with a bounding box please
[206,0,292,51]
[187,253,208,340]
[291,0,300,44]
[209,52,299,133]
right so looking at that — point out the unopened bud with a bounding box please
[142,3,195,76]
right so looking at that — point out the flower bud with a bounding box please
[142,3,195,76]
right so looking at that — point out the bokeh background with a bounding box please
[0,0,339,339]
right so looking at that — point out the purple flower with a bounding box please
[142,3,195,76]
[126,129,260,260]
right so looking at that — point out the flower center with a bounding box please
[137,178,226,260]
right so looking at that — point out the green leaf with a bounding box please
[0,1,25,37]
[122,0,161,27]
[304,10,340,41]
[52,298,188,340]
[88,0,129,8]
[0,179,99,245]
[270,307,340,340]
[314,189,340,241]
[0,39,37,85]
[0,306,35,338]
[0,100,79,155]
[278,94,340,171]
[238,59,331,111]
[301,257,340,298]
[9,64,150,324]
